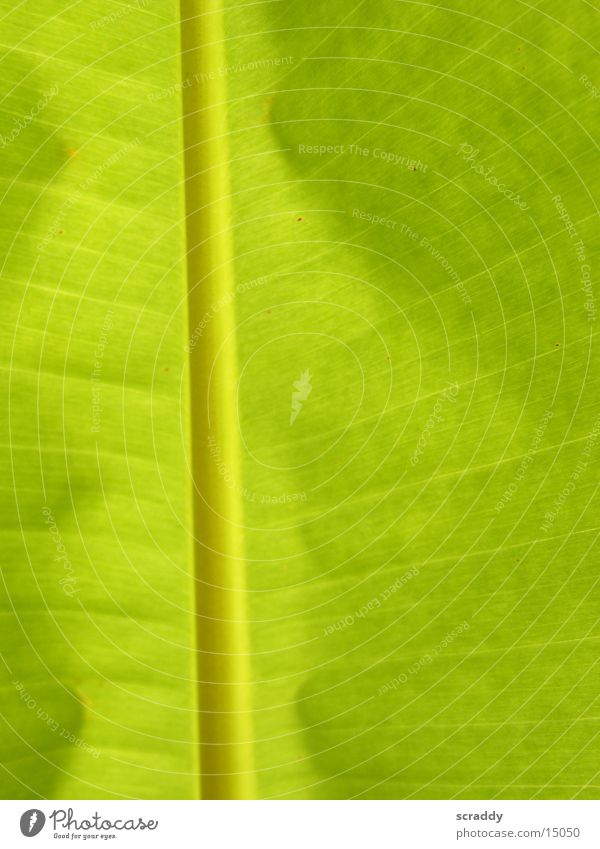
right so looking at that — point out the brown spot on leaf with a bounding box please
[263,95,274,122]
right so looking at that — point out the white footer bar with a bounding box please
[0,800,598,848]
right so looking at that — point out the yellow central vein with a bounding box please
[180,0,255,800]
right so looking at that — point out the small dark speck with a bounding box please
[555,343,560,348]
[297,216,304,222]
[58,229,63,234]
[163,367,170,372]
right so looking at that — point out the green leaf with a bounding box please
[1,0,598,800]
[0,0,195,799]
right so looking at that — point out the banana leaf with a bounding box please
[0,0,598,800]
